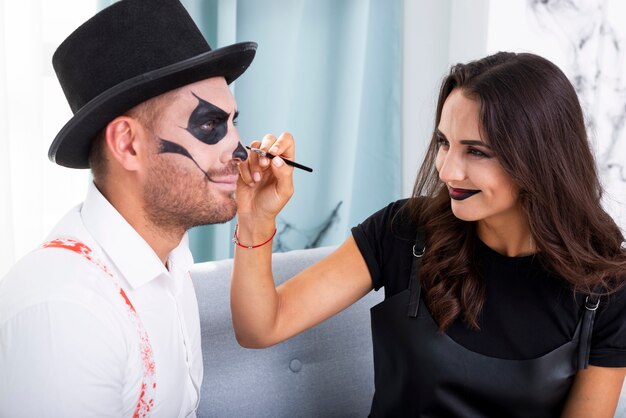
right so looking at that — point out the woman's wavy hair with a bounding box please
[408,51,626,331]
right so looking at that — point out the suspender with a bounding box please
[42,238,156,418]
[405,231,600,369]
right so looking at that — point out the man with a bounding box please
[0,0,256,416]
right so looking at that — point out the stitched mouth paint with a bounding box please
[449,188,481,201]
[158,138,213,181]
[158,138,239,185]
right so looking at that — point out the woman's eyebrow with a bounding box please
[460,139,492,149]
[436,129,492,149]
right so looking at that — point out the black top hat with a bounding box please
[49,0,257,169]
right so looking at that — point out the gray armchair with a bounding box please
[191,246,383,417]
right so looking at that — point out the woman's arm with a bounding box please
[232,133,373,348]
[231,235,372,348]
[561,366,625,417]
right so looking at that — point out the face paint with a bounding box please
[232,142,248,161]
[144,149,239,232]
[156,90,242,183]
[158,138,212,182]
[159,137,193,159]
[186,92,229,145]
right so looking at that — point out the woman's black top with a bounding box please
[352,199,626,365]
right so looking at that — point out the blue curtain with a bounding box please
[186,0,402,262]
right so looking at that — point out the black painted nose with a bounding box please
[232,142,248,161]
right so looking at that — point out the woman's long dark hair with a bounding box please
[408,52,626,331]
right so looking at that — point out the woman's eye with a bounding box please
[468,148,490,158]
[436,136,449,148]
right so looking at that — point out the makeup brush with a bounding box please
[245,146,313,172]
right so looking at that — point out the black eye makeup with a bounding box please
[464,142,493,158]
[435,129,493,158]
[156,92,243,181]
[185,92,231,145]
[468,148,490,158]
[435,131,449,148]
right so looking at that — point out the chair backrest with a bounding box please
[191,246,383,418]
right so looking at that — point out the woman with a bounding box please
[233,52,626,417]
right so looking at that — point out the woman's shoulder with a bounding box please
[352,198,422,292]
[389,197,427,236]
[368,197,427,225]
[586,280,626,366]
[351,197,426,247]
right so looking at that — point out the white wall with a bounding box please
[485,0,626,231]
[402,0,489,197]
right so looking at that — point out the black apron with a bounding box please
[369,231,599,417]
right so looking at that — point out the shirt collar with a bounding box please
[81,182,193,289]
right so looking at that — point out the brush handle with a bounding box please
[245,146,313,172]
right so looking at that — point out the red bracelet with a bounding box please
[232,223,277,249]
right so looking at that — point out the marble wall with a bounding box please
[528,0,626,230]
[486,0,626,231]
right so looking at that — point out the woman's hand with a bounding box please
[236,132,295,224]
[232,132,373,349]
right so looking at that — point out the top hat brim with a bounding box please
[49,41,257,169]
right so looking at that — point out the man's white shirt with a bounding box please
[0,182,203,417]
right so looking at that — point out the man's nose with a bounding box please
[220,127,247,163]
[232,142,248,162]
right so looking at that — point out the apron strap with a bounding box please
[577,284,603,369]
[401,228,600,368]
[407,228,426,317]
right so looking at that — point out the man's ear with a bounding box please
[104,116,148,172]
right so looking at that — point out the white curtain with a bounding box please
[0,0,13,277]
[0,1,96,277]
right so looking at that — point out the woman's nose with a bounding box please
[438,151,466,183]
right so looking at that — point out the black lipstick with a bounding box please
[449,188,481,201]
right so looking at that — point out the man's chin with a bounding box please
[199,201,237,226]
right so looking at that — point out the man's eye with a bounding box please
[201,120,216,131]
